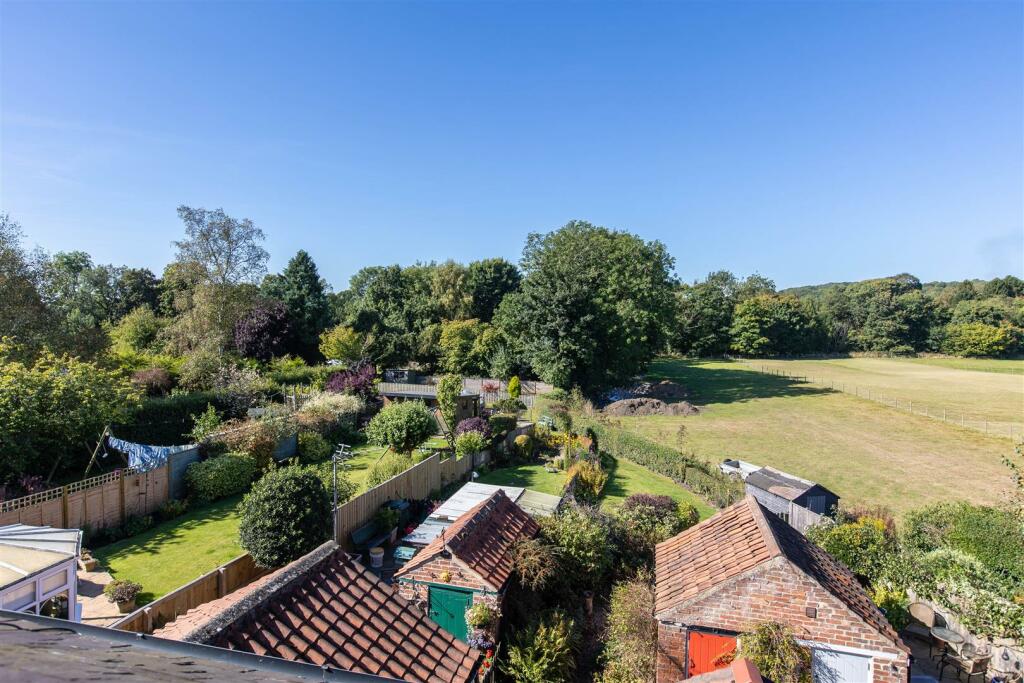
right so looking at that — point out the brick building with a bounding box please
[394,489,539,641]
[654,496,910,683]
[154,542,479,683]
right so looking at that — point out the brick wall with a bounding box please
[656,558,909,683]
[395,555,489,605]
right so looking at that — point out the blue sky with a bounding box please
[2,1,1021,291]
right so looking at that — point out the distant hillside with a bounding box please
[782,277,991,300]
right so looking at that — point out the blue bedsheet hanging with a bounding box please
[106,435,196,472]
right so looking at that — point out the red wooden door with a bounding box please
[687,631,737,676]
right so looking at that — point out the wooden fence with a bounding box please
[112,554,266,634]
[0,466,169,531]
[334,451,478,546]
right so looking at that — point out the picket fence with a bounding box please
[0,466,170,531]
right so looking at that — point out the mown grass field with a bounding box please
[748,356,1024,429]
[95,496,243,605]
[613,358,1017,516]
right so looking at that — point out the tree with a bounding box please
[262,250,333,360]
[173,206,268,286]
[497,221,676,393]
[109,306,166,355]
[467,258,521,322]
[0,343,140,484]
[234,301,291,362]
[435,373,463,434]
[729,294,820,356]
[0,213,54,358]
[40,251,121,357]
[113,268,160,319]
[239,467,332,567]
[319,325,365,365]
[364,400,436,454]
[941,322,1018,357]
[982,275,1024,298]
[431,260,472,321]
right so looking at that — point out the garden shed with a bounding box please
[743,466,839,532]
[0,524,82,622]
[394,489,539,641]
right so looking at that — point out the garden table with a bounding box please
[931,626,964,657]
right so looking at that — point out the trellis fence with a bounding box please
[0,466,169,531]
[751,364,1024,441]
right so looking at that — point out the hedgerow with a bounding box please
[185,451,257,503]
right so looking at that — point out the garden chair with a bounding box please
[939,643,992,683]
[906,602,937,650]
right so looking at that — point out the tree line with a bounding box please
[2,208,1021,403]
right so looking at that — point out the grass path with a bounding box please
[93,496,242,605]
[621,358,1016,516]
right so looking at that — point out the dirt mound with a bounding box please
[632,380,690,402]
[603,397,700,417]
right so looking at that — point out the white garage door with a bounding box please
[812,647,872,683]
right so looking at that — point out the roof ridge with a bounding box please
[745,496,783,558]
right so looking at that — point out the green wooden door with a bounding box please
[428,586,473,641]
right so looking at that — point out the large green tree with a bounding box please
[497,220,676,393]
[262,250,333,360]
[730,293,821,356]
[467,258,521,322]
[0,214,54,360]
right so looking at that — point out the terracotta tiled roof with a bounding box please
[395,490,539,591]
[654,496,904,651]
[155,543,479,683]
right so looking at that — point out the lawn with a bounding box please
[746,356,1023,431]
[93,496,243,605]
[617,358,1016,516]
[342,436,451,490]
[478,457,716,519]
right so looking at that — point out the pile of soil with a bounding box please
[632,380,690,402]
[603,397,700,417]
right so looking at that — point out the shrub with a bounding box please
[466,601,500,630]
[902,502,1024,587]
[214,415,297,469]
[239,466,332,567]
[508,375,521,400]
[122,392,240,445]
[493,397,527,414]
[503,610,578,683]
[185,452,257,503]
[298,431,333,463]
[103,580,142,604]
[325,360,377,399]
[540,505,613,590]
[436,373,463,432]
[365,401,435,454]
[488,414,517,436]
[941,322,1017,357]
[131,367,173,396]
[513,433,533,458]
[295,392,363,434]
[567,460,607,505]
[365,453,414,489]
[178,348,224,391]
[806,516,896,583]
[319,325,365,365]
[871,586,910,632]
[615,497,697,563]
[122,515,154,538]
[600,572,657,683]
[156,498,189,522]
[189,404,223,443]
[455,416,492,439]
[510,537,559,592]
[234,301,290,362]
[455,431,486,459]
[735,621,810,683]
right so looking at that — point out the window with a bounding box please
[2,583,36,611]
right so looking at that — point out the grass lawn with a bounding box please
[342,436,451,491]
[478,457,716,520]
[601,455,716,519]
[93,496,243,605]
[747,356,1024,429]
[618,358,1016,516]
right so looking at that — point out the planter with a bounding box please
[369,546,385,569]
[81,557,98,572]
[116,598,136,614]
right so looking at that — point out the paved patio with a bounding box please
[77,568,124,626]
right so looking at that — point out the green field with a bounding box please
[747,356,1023,432]
[613,358,1017,516]
[94,496,243,605]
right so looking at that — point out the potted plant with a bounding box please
[79,549,98,572]
[103,579,142,614]
[376,506,400,544]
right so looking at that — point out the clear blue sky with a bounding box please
[2,1,1021,291]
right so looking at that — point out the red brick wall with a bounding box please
[395,555,490,606]
[655,558,908,683]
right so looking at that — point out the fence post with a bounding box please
[119,470,127,525]
[61,486,69,528]
[217,567,227,597]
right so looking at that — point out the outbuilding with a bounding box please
[0,524,82,621]
[743,466,839,532]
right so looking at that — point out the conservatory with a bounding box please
[0,524,82,622]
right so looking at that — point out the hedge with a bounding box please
[118,392,242,445]
[185,452,257,503]
[582,420,744,508]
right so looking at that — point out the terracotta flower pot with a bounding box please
[81,557,98,572]
[116,599,136,614]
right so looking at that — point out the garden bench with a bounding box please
[350,521,389,555]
